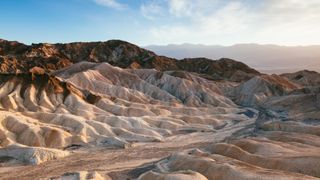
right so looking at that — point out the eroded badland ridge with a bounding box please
[0,39,319,180]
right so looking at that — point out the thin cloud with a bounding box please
[94,0,127,10]
[140,0,320,45]
[168,0,193,17]
[140,1,165,19]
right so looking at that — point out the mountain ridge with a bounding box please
[0,38,260,82]
[146,43,320,73]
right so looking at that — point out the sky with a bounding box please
[1,0,320,46]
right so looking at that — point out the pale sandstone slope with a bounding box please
[136,73,320,180]
[0,62,252,167]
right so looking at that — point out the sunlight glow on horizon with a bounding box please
[1,0,320,46]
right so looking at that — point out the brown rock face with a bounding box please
[0,39,260,82]
[0,73,96,101]
[281,70,320,86]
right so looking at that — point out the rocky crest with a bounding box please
[281,70,320,86]
[0,39,260,82]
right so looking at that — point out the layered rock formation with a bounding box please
[0,39,319,180]
[134,72,320,180]
[0,61,248,166]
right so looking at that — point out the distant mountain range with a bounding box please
[145,44,320,74]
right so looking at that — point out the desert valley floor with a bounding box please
[0,39,319,180]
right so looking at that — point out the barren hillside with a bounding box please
[0,39,319,180]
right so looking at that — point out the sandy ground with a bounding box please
[0,117,253,180]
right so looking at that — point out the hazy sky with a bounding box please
[1,0,320,46]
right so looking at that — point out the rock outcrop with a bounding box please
[0,39,260,82]
[281,70,320,86]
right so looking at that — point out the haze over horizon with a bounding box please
[1,0,320,46]
[145,43,320,73]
